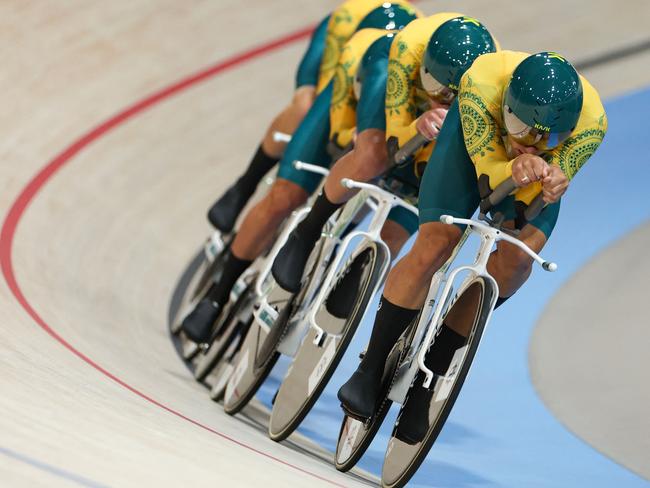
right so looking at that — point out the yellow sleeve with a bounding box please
[328,46,358,148]
[329,29,387,148]
[458,73,516,191]
[385,28,424,148]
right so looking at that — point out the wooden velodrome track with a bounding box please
[1,1,649,486]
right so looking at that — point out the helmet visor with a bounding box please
[420,65,455,104]
[503,104,573,150]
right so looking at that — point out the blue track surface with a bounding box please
[259,87,650,487]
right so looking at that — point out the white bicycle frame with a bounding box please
[388,214,556,403]
[249,159,419,360]
[249,162,330,337]
[305,179,418,348]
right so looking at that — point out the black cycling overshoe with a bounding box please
[181,299,221,344]
[207,183,252,233]
[337,368,382,422]
[326,249,372,319]
[271,230,317,293]
[394,375,436,445]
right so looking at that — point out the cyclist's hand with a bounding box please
[416,107,448,141]
[512,154,549,187]
[541,165,569,203]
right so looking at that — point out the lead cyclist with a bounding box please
[337,51,608,443]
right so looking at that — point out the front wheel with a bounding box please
[380,277,495,488]
[193,280,256,382]
[334,332,407,472]
[171,234,232,335]
[222,285,294,416]
[269,244,389,442]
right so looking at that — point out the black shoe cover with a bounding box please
[271,230,316,293]
[181,299,221,344]
[207,184,251,233]
[337,368,382,421]
[326,249,371,319]
[394,378,435,445]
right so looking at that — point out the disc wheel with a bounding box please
[380,278,494,488]
[193,280,256,382]
[269,244,388,442]
[222,285,293,416]
[171,235,232,336]
[334,334,405,472]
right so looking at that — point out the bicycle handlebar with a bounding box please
[273,131,292,143]
[393,133,431,166]
[341,178,418,216]
[440,215,557,272]
[293,160,330,176]
[480,176,547,222]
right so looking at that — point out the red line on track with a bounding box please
[0,24,349,488]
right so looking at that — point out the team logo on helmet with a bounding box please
[546,52,567,62]
[460,16,482,27]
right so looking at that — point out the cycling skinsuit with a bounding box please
[418,51,608,237]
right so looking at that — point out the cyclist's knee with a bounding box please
[380,220,410,257]
[291,86,316,117]
[354,133,389,177]
[265,179,308,218]
[410,223,460,271]
[495,242,533,278]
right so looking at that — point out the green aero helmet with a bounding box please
[356,3,418,32]
[503,52,583,150]
[353,33,396,100]
[422,16,496,104]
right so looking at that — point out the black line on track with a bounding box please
[576,38,650,71]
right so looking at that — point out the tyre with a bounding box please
[268,243,389,442]
[380,278,495,488]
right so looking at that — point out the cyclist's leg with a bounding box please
[395,202,561,443]
[380,218,412,259]
[224,81,333,272]
[207,16,329,232]
[272,52,391,292]
[338,100,479,418]
[443,200,561,334]
[182,83,333,342]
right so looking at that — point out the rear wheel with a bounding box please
[380,278,495,488]
[269,244,389,442]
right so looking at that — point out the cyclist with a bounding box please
[207,15,328,233]
[272,16,499,295]
[337,51,608,443]
[181,2,422,344]
[208,0,418,233]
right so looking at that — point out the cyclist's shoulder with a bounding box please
[392,13,465,49]
[459,51,529,116]
[577,75,607,131]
